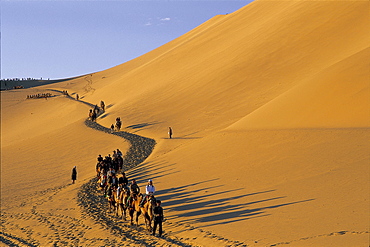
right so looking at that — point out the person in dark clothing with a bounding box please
[168,127,173,139]
[94,104,99,115]
[91,111,97,121]
[111,174,118,188]
[119,172,128,186]
[97,154,103,163]
[153,200,164,237]
[130,179,140,200]
[71,166,77,184]
[117,156,123,172]
[89,109,93,120]
[105,154,113,168]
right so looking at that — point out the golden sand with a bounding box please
[1,1,369,246]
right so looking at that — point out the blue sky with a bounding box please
[1,0,253,80]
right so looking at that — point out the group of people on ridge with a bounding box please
[26,93,52,99]
[88,101,105,122]
[111,117,122,132]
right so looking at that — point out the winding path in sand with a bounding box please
[74,96,247,246]
[0,92,248,246]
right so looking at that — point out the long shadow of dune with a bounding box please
[126,161,180,184]
[174,189,314,227]
[150,176,315,228]
[199,198,315,227]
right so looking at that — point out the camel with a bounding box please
[106,186,116,213]
[129,194,156,231]
[115,186,130,220]
[98,173,109,195]
[115,120,122,131]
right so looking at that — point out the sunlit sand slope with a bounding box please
[1,0,369,246]
[62,1,368,140]
[228,47,370,130]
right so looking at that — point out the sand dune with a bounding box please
[228,47,370,130]
[1,0,369,246]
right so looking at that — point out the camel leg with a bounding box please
[144,212,149,230]
[129,209,134,225]
[121,205,124,219]
[136,211,141,227]
[145,213,153,231]
[116,203,119,216]
[122,204,126,220]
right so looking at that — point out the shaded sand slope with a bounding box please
[1,0,369,246]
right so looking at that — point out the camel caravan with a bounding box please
[95,152,162,235]
[26,92,52,99]
[88,100,122,133]
[87,100,164,236]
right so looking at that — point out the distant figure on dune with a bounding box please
[92,112,97,121]
[89,109,93,120]
[72,166,77,184]
[168,127,173,139]
[115,117,122,131]
[100,100,105,111]
[89,109,97,121]
[94,104,100,115]
[76,94,79,100]
[111,124,115,133]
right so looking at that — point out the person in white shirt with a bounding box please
[140,179,155,207]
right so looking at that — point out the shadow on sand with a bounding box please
[70,95,314,245]
[124,121,162,133]
[160,177,314,228]
[118,159,315,230]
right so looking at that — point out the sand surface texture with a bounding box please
[1,0,369,246]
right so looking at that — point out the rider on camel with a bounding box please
[130,179,140,198]
[140,179,155,207]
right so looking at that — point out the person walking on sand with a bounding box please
[153,200,164,237]
[168,127,173,139]
[72,166,77,184]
